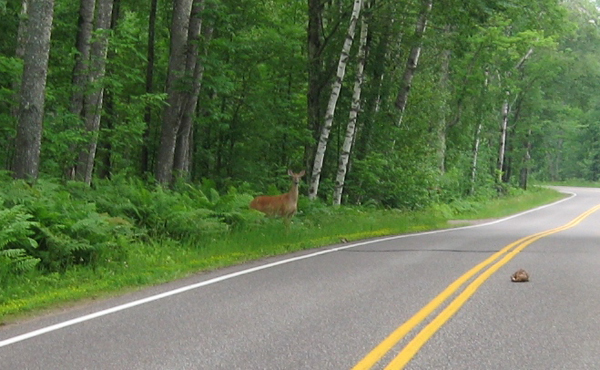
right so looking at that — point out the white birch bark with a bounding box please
[497,93,509,181]
[333,12,369,205]
[497,47,533,183]
[308,0,363,200]
[436,46,451,173]
[470,123,482,195]
[395,0,432,126]
[470,70,488,195]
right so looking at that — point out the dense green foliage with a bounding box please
[1,0,599,197]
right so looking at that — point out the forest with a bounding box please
[1,0,600,309]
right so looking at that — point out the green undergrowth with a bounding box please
[0,181,565,324]
[439,186,568,220]
[537,179,600,188]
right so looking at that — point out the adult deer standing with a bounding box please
[250,170,306,225]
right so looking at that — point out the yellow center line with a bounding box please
[353,204,600,370]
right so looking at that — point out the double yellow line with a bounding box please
[352,203,600,370]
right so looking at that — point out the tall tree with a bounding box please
[433,29,451,173]
[306,0,324,173]
[497,47,534,184]
[470,69,489,195]
[308,0,363,200]
[13,0,55,180]
[11,0,29,120]
[74,0,115,184]
[69,0,96,123]
[141,0,159,174]
[173,0,210,178]
[333,8,369,205]
[395,0,432,125]
[155,0,194,184]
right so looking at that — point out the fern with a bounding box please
[166,209,229,238]
[35,225,96,271]
[0,203,40,276]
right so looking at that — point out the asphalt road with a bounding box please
[1,186,600,369]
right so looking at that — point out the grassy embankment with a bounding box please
[0,186,565,324]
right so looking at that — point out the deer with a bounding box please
[249,170,306,225]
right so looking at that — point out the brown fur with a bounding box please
[250,170,305,222]
[511,269,529,282]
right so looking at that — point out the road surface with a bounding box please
[2,186,600,369]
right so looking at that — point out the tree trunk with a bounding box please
[470,70,489,195]
[13,0,55,181]
[11,0,29,119]
[333,10,369,205]
[394,0,432,126]
[6,0,29,170]
[141,0,158,174]
[69,0,96,120]
[434,46,451,173]
[306,0,324,176]
[95,0,120,180]
[75,0,114,185]
[497,48,533,184]
[354,10,396,162]
[155,0,194,185]
[519,129,532,190]
[308,0,363,200]
[497,94,509,182]
[65,0,96,179]
[173,0,210,179]
[470,123,482,195]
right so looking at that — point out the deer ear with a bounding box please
[288,169,293,176]
[298,170,306,177]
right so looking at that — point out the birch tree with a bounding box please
[470,68,489,195]
[434,36,451,173]
[497,91,509,181]
[395,0,432,125]
[497,48,534,183]
[13,0,55,180]
[333,10,369,205]
[308,0,363,200]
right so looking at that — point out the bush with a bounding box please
[348,152,436,209]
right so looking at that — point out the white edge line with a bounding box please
[0,190,576,348]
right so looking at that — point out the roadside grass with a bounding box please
[536,179,600,188]
[0,187,565,323]
[450,186,568,220]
